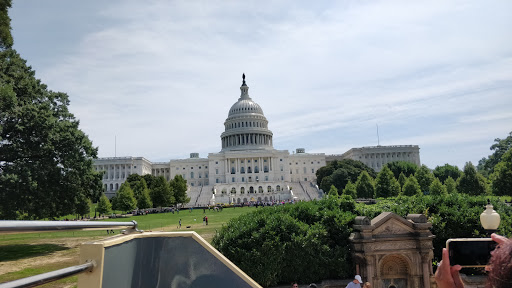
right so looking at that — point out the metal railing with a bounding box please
[0,220,142,288]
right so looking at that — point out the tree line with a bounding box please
[316,131,512,199]
[96,174,190,216]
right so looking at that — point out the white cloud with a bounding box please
[10,0,512,167]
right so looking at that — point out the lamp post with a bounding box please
[480,199,500,235]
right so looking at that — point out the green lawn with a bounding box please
[0,206,256,285]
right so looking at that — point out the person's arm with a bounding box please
[434,247,464,288]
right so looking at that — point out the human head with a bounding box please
[292,282,298,288]
[309,284,317,288]
[363,282,371,288]
[354,275,362,284]
[486,238,512,288]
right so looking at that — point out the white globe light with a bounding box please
[480,201,501,230]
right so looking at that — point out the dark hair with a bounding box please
[486,238,512,288]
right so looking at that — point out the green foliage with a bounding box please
[433,164,462,183]
[112,183,137,213]
[212,199,356,286]
[402,176,422,196]
[96,194,112,215]
[170,175,189,206]
[317,160,376,193]
[0,49,103,219]
[385,161,419,179]
[478,131,512,176]
[342,181,357,199]
[457,162,488,196]
[375,166,400,198]
[355,171,375,199]
[414,165,434,193]
[444,176,457,194]
[150,176,174,208]
[133,179,152,209]
[125,173,142,190]
[75,196,91,217]
[429,178,447,196]
[490,148,512,196]
[328,185,339,197]
[354,194,512,261]
[398,172,407,189]
[0,0,12,49]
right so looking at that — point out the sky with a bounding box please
[10,0,512,169]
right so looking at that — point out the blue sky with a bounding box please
[10,0,512,169]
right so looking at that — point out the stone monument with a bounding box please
[350,212,435,288]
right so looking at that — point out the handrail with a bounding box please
[0,220,140,233]
[0,261,94,288]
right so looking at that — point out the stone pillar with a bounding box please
[421,254,430,288]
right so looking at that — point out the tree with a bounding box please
[385,161,419,179]
[133,179,152,209]
[0,0,13,50]
[317,159,376,193]
[490,148,512,196]
[478,131,512,176]
[328,185,338,198]
[375,166,400,198]
[170,175,189,207]
[150,176,174,208]
[143,174,156,189]
[402,176,422,196]
[112,183,137,213]
[125,173,142,190]
[398,172,407,190]
[75,196,91,218]
[433,164,462,183]
[429,178,447,196]
[457,162,488,196]
[444,176,457,194]
[355,171,375,199]
[342,181,357,199]
[414,165,434,193]
[0,49,103,219]
[97,194,112,216]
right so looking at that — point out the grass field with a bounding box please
[0,206,257,287]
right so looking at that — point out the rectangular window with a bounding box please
[216,168,219,174]
[312,168,315,173]
[242,177,245,182]
[232,177,235,182]
[281,176,284,180]
[265,176,268,181]
[216,178,219,183]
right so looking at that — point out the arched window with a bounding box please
[241,167,245,173]
[276,185,281,191]
[109,184,113,191]
[255,166,259,173]
[231,187,236,194]
[264,166,269,172]
[250,186,254,193]
[240,187,245,194]
[267,186,272,192]
[231,167,235,174]
[258,186,263,193]
[248,166,252,173]
[115,183,119,190]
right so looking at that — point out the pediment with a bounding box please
[371,212,415,236]
[373,219,415,236]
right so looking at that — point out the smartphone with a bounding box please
[446,238,497,267]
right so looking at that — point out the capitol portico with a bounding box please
[93,75,421,206]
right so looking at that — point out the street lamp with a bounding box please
[480,199,501,235]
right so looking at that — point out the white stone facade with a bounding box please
[93,75,420,202]
[326,145,421,172]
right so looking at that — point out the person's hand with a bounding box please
[491,233,509,245]
[435,248,464,288]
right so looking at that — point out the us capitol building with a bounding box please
[94,75,421,206]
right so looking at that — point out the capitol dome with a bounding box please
[220,74,273,151]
